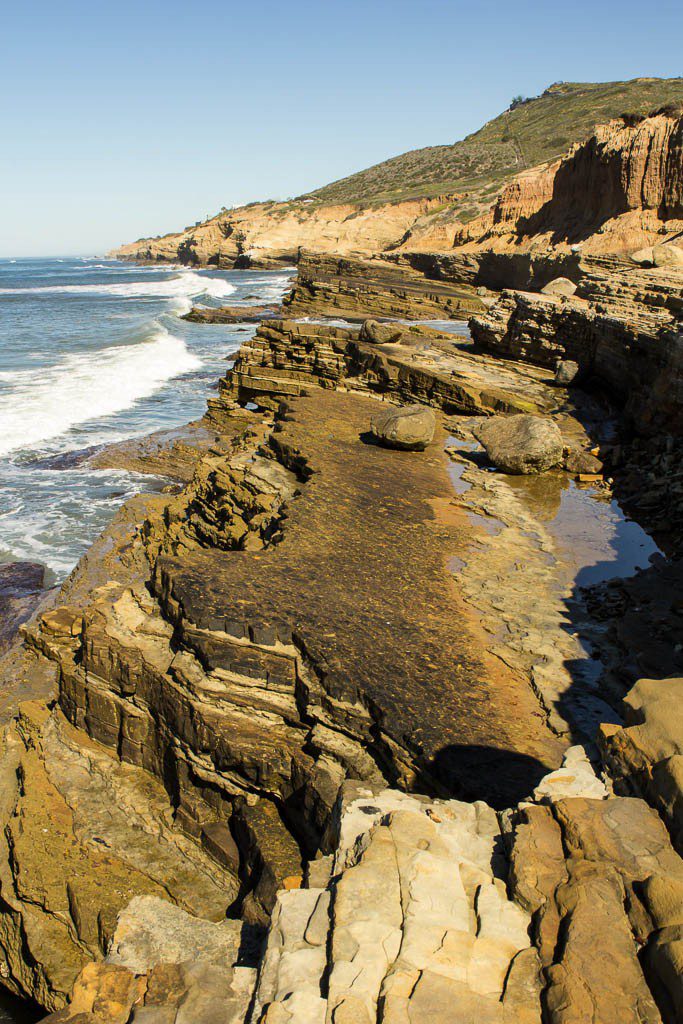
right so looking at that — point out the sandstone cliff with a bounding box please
[113,90,683,268]
[441,111,683,255]
[112,197,450,268]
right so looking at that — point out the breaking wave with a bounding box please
[0,269,235,304]
[0,324,200,457]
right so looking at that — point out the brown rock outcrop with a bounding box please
[450,112,683,256]
[227,319,554,418]
[0,702,236,1011]
[46,780,683,1024]
[509,795,683,1023]
[469,255,683,436]
[282,251,484,320]
[600,676,683,853]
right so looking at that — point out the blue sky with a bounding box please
[1,0,681,256]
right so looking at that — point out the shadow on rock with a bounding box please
[416,742,553,810]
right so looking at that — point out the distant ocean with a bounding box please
[0,257,293,581]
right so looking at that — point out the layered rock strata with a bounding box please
[600,675,683,853]
[227,319,555,418]
[0,257,682,1021]
[45,779,683,1024]
[470,256,683,425]
[469,255,683,547]
[452,112,683,255]
[112,197,448,268]
[0,348,573,1010]
[282,252,484,320]
[0,701,237,1011]
[113,108,683,270]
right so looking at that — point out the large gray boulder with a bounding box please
[370,404,436,451]
[474,414,563,474]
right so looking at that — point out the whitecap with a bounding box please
[0,325,201,457]
[0,269,236,303]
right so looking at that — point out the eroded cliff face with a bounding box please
[112,197,451,268]
[113,112,683,269]
[447,112,683,255]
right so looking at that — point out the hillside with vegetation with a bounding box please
[113,77,683,265]
[307,78,683,207]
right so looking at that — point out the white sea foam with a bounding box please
[0,269,236,303]
[0,325,200,457]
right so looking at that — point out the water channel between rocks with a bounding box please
[445,435,661,741]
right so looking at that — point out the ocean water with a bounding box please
[0,257,293,582]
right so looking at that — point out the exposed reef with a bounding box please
[3,92,683,1024]
[1,275,682,1020]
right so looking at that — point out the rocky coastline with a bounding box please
[0,98,682,1023]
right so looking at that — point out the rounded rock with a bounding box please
[474,414,563,475]
[541,277,577,298]
[652,243,683,269]
[554,359,580,386]
[359,320,404,344]
[370,404,436,451]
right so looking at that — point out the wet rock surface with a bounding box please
[182,304,282,324]
[0,563,48,653]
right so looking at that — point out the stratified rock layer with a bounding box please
[46,780,683,1024]
[283,252,484,320]
[470,256,683,434]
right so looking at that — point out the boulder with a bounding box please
[652,243,683,269]
[554,360,580,386]
[541,277,577,297]
[630,246,655,267]
[359,320,404,345]
[370,405,436,451]
[474,415,563,475]
[565,449,603,475]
